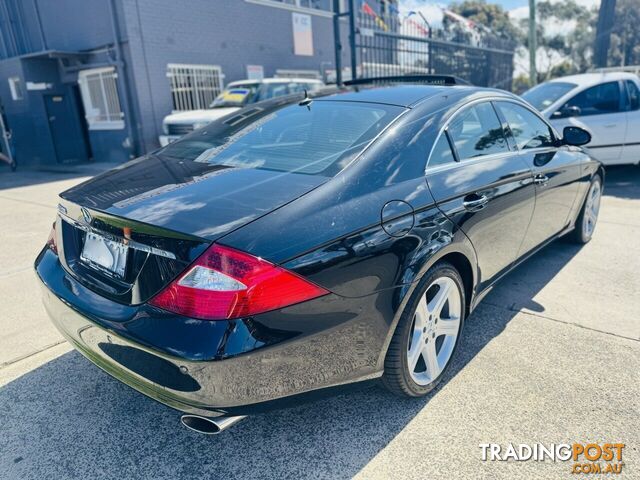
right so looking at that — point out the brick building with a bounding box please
[0,0,376,166]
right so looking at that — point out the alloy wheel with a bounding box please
[406,276,462,386]
[583,180,602,238]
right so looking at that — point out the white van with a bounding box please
[159,78,324,146]
[522,72,640,165]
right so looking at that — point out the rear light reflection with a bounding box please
[46,221,57,254]
[149,244,329,320]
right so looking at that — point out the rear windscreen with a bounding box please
[159,100,404,176]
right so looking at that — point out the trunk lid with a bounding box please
[57,155,326,306]
[61,155,325,240]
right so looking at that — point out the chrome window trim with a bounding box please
[425,96,560,174]
[492,98,560,153]
[425,96,513,173]
[424,149,516,175]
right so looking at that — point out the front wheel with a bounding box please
[570,175,602,244]
[382,262,465,397]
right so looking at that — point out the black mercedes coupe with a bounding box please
[35,76,603,434]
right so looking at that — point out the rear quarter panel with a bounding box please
[220,98,481,369]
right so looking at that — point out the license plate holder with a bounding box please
[80,233,129,278]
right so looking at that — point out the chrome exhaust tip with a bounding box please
[180,414,247,435]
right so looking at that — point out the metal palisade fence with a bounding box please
[336,1,516,90]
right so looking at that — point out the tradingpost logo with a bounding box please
[480,443,625,474]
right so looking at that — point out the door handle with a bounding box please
[534,174,549,186]
[463,193,489,211]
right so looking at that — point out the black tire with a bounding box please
[382,261,466,397]
[569,174,602,244]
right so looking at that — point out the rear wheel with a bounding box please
[382,262,465,397]
[570,175,602,244]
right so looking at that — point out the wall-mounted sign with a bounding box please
[246,65,264,80]
[292,12,313,56]
[26,82,52,91]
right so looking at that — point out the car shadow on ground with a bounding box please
[0,239,583,480]
[602,164,640,200]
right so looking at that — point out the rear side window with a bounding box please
[564,82,621,116]
[495,102,554,150]
[428,133,456,167]
[159,100,404,176]
[447,102,509,160]
[626,80,640,110]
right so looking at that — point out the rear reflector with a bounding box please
[149,244,329,320]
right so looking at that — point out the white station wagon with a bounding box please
[159,78,324,147]
[522,72,640,165]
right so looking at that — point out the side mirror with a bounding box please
[562,126,591,146]
[552,105,581,118]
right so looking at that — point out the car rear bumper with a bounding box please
[36,248,386,416]
[40,283,224,416]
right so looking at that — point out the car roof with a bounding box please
[315,84,479,108]
[548,71,639,88]
[227,78,323,86]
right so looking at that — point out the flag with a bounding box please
[406,12,430,37]
[362,1,376,17]
[362,1,389,31]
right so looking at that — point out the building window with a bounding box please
[293,0,331,9]
[245,0,335,17]
[167,64,225,112]
[8,77,23,101]
[78,67,125,130]
[275,69,321,79]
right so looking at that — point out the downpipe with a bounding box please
[180,414,247,434]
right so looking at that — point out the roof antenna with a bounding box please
[299,89,313,110]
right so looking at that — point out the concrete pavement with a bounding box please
[0,164,638,479]
[0,164,109,368]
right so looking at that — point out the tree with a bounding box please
[449,0,522,42]
[519,0,596,81]
[608,0,640,66]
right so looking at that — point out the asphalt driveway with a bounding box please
[0,164,638,479]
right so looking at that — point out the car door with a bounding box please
[622,79,640,164]
[425,100,536,292]
[495,100,581,256]
[550,81,626,164]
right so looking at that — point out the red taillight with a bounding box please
[149,244,329,320]
[46,221,57,254]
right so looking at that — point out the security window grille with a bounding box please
[275,69,322,79]
[246,0,334,15]
[167,64,224,111]
[78,67,124,130]
[281,0,331,9]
